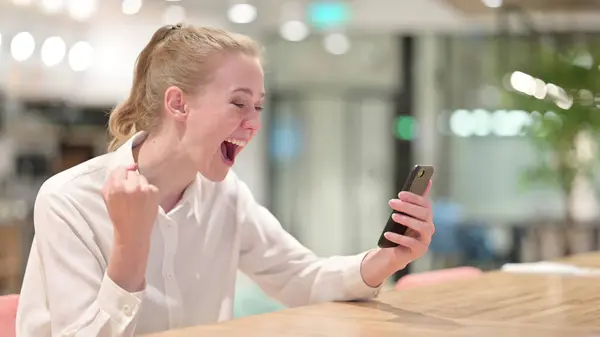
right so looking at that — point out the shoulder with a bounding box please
[34,153,114,230]
[38,152,112,199]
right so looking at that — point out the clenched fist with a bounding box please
[103,163,160,292]
[102,163,160,244]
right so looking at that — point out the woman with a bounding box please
[16,24,435,336]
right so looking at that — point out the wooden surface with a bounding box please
[147,252,600,337]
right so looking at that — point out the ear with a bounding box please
[164,86,188,122]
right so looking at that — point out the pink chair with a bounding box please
[395,267,483,290]
[0,294,19,337]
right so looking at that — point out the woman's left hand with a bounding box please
[360,180,435,287]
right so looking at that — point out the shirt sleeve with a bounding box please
[235,179,382,307]
[16,190,144,337]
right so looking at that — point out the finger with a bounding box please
[392,213,434,239]
[383,232,421,251]
[397,191,430,209]
[388,199,428,221]
[110,166,129,182]
[124,170,140,192]
[137,174,149,187]
[138,175,157,195]
[126,169,140,180]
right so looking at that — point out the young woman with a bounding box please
[16,24,435,336]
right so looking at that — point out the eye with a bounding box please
[232,102,245,109]
[255,106,264,112]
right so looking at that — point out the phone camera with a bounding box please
[418,169,424,178]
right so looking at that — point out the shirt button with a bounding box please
[167,273,173,279]
[123,305,132,316]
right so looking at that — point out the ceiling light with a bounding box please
[11,32,35,62]
[450,109,474,137]
[323,33,350,55]
[482,0,502,8]
[41,36,66,67]
[68,41,94,72]
[41,0,63,14]
[509,71,535,95]
[227,3,257,24]
[67,0,98,21]
[122,0,142,15]
[279,20,308,42]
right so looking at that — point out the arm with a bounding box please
[17,191,144,337]
[236,180,383,307]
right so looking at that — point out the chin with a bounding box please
[198,166,230,182]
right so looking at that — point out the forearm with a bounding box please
[238,180,385,305]
[107,238,150,292]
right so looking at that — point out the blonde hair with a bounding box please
[107,23,262,151]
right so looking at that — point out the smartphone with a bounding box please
[377,165,434,248]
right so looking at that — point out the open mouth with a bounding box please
[220,138,247,165]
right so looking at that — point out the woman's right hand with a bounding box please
[102,163,160,292]
[102,163,160,243]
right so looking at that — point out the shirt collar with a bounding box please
[109,131,202,224]
[108,131,143,170]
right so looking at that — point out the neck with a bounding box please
[133,132,197,212]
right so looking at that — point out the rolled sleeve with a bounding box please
[17,190,145,337]
[341,251,383,300]
[97,273,144,327]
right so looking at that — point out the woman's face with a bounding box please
[178,53,265,182]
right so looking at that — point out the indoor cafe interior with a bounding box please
[2,0,600,336]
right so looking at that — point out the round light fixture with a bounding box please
[227,3,257,24]
[11,32,36,62]
[323,33,350,55]
[68,41,94,72]
[41,36,66,67]
[279,20,309,42]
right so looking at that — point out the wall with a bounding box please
[413,34,569,225]
[265,34,399,256]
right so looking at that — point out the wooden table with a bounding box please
[147,252,600,337]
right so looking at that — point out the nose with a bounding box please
[242,117,261,133]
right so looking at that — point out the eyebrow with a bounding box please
[232,87,266,98]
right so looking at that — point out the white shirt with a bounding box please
[17,132,381,337]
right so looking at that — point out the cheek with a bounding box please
[253,117,262,131]
[220,110,244,132]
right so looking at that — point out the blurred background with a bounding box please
[2,0,600,319]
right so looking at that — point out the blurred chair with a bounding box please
[395,267,483,290]
[0,294,18,337]
[233,273,285,318]
[456,221,497,266]
[0,225,22,294]
[429,200,462,268]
